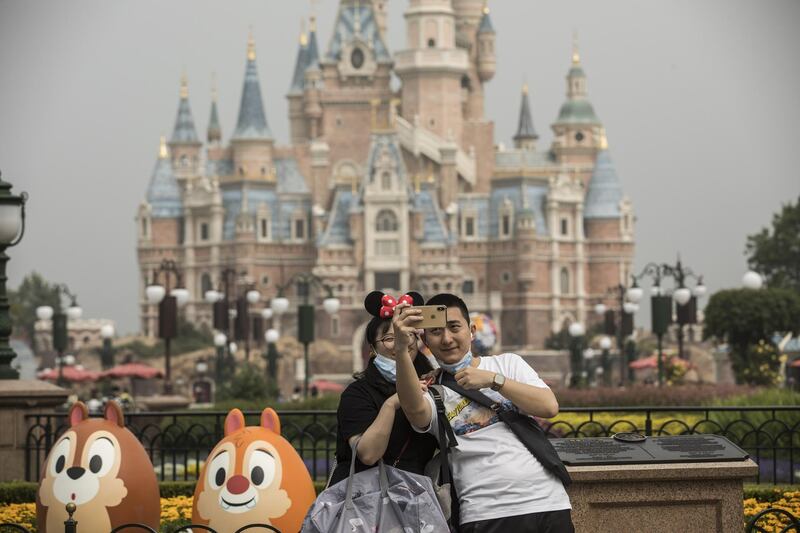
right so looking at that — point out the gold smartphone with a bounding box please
[410,305,447,329]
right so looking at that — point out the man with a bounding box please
[393,293,573,532]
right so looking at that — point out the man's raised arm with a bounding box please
[392,304,432,429]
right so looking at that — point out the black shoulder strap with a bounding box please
[429,385,456,487]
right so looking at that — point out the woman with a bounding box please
[328,291,437,485]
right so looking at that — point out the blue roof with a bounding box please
[326,3,390,62]
[288,39,308,94]
[490,184,549,237]
[458,196,491,238]
[306,29,320,70]
[478,11,494,34]
[584,149,623,219]
[146,154,182,218]
[206,158,233,177]
[413,188,450,244]
[170,95,199,143]
[232,56,272,140]
[318,188,355,246]
[207,99,221,141]
[275,157,310,194]
[555,98,600,125]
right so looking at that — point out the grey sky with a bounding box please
[1,0,798,335]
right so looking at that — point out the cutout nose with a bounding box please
[226,474,249,495]
[66,467,85,480]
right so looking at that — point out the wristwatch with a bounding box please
[491,372,506,391]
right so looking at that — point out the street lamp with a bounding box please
[264,328,280,393]
[36,284,82,387]
[568,322,585,388]
[594,284,636,386]
[742,270,764,290]
[145,259,187,395]
[631,257,707,386]
[100,324,115,370]
[599,336,613,386]
[213,332,227,385]
[0,171,27,379]
[273,273,340,397]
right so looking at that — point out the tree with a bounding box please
[9,272,62,351]
[746,196,800,293]
[703,288,800,385]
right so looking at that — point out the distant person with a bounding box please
[86,389,103,414]
[394,293,574,532]
[328,291,436,486]
[310,385,319,398]
[291,386,301,402]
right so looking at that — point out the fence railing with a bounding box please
[25,406,800,484]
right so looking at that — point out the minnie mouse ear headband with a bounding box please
[364,291,424,319]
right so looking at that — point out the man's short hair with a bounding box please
[426,293,470,324]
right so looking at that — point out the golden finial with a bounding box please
[599,128,609,150]
[179,72,188,99]
[483,1,490,16]
[158,136,168,158]
[522,82,529,95]
[299,18,308,46]
[571,31,580,65]
[211,72,217,102]
[247,28,256,61]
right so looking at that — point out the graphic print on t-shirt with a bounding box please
[445,389,513,436]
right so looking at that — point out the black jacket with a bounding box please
[329,355,437,486]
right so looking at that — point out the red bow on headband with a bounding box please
[379,293,415,318]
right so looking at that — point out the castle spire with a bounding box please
[584,129,623,219]
[513,82,538,149]
[170,73,199,144]
[572,31,580,65]
[306,15,320,69]
[233,31,272,140]
[288,20,309,94]
[553,34,600,126]
[207,73,222,143]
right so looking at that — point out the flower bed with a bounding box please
[743,489,800,531]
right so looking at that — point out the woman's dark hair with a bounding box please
[365,316,391,347]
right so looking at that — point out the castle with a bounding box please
[137,0,634,374]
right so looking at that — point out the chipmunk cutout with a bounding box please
[36,401,160,533]
[192,408,316,533]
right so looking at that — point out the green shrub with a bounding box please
[0,481,197,504]
[744,484,800,502]
[707,388,800,443]
[554,384,759,407]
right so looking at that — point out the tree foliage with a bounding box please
[746,195,800,293]
[703,288,800,384]
[9,272,62,350]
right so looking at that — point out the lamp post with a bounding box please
[36,285,82,387]
[594,284,637,386]
[629,258,707,386]
[0,172,27,379]
[145,259,188,395]
[213,332,227,386]
[99,324,115,370]
[264,328,280,393]
[599,335,613,387]
[272,273,341,397]
[568,322,585,388]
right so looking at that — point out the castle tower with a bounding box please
[231,31,275,181]
[287,22,309,144]
[476,4,496,83]
[395,0,468,141]
[304,17,323,139]
[551,35,603,167]
[513,83,538,150]
[371,0,388,38]
[207,75,222,145]
[168,73,202,181]
[584,130,635,303]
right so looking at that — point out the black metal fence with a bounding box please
[25,406,800,484]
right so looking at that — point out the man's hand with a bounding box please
[392,302,422,354]
[455,366,497,390]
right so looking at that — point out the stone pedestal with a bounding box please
[567,460,758,533]
[0,380,68,482]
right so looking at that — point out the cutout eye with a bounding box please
[208,450,230,490]
[248,450,276,488]
[49,438,71,476]
[86,438,115,477]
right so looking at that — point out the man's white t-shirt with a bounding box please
[415,352,571,524]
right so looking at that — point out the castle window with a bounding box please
[331,315,340,337]
[376,209,398,232]
[501,214,511,237]
[501,272,512,284]
[560,267,570,295]
[381,172,391,190]
[561,218,569,236]
[464,216,475,237]
[375,239,399,256]
[180,155,188,167]
[141,217,148,238]
[262,276,270,286]
[201,273,212,295]
[239,166,245,176]
[200,222,210,241]
[351,48,365,69]
[433,282,440,292]
[463,280,475,294]
[427,38,436,48]
[293,218,306,240]
[261,167,266,176]
[574,131,584,143]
